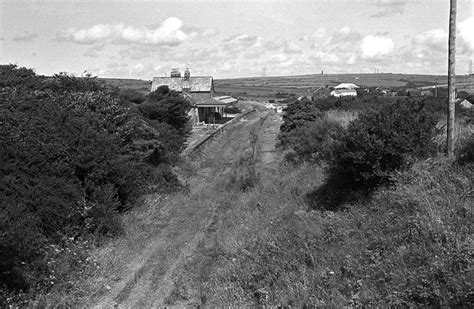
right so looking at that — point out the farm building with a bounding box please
[312,87,331,100]
[330,88,357,97]
[151,69,235,123]
[330,83,358,97]
[459,99,473,109]
[334,83,359,89]
[406,88,421,97]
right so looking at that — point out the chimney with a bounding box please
[183,67,191,92]
[170,68,181,78]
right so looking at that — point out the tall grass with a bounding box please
[177,155,472,307]
[171,108,473,307]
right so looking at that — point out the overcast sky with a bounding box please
[0,0,473,79]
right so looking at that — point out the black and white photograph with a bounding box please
[1,0,473,307]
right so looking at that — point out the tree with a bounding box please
[140,89,191,134]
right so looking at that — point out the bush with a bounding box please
[310,99,440,210]
[140,89,191,135]
[313,95,397,112]
[0,64,41,89]
[331,98,439,186]
[280,117,345,163]
[46,72,105,92]
[0,65,188,302]
[456,133,474,166]
[119,88,146,105]
[279,99,323,134]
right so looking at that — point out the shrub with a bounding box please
[119,88,146,105]
[280,117,345,163]
[313,95,397,112]
[46,72,105,92]
[0,64,41,89]
[140,89,191,135]
[0,65,188,302]
[331,98,439,187]
[456,133,474,166]
[279,99,323,134]
[310,98,440,210]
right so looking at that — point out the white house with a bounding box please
[331,89,357,97]
[459,99,473,109]
[334,83,359,89]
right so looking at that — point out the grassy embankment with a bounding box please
[163,105,473,306]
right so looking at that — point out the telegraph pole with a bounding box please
[262,66,266,88]
[447,0,456,158]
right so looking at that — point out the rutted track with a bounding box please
[90,107,281,308]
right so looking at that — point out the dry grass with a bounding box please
[175,154,473,307]
[39,109,473,307]
[170,109,473,307]
[434,119,474,152]
[325,109,358,128]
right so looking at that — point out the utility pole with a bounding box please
[262,66,266,88]
[469,60,473,93]
[447,0,456,158]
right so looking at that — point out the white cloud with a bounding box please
[458,17,474,52]
[269,53,288,63]
[370,1,407,18]
[410,18,474,57]
[413,29,446,52]
[301,27,326,41]
[132,63,145,73]
[12,31,39,42]
[311,52,340,64]
[222,34,259,48]
[57,17,188,46]
[347,54,356,64]
[360,35,394,58]
[263,39,285,51]
[328,26,361,44]
[284,41,302,54]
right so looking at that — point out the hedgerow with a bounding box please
[0,65,190,303]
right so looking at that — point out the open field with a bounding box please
[214,73,474,100]
[100,73,474,101]
[99,77,151,95]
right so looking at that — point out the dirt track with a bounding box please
[90,107,281,308]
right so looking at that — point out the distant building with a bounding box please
[421,89,434,97]
[459,99,473,109]
[151,69,233,123]
[151,72,214,102]
[334,83,359,89]
[406,88,421,97]
[330,88,357,97]
[312,87,331,100]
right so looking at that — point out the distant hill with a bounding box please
[99,73,473,99]
[99,77,151,95]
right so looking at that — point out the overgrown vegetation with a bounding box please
[229,93,474,306]
[0,65,190,304]
[193,158,472,307]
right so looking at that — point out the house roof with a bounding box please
[331,89,357,94]
[151,76,213,93]
[313,87,329,93]
[459,99,473,108]
[334,83,359,89]
[196,97,230,107]
[214,95,238,104]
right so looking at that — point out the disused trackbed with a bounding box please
[92,109,280,308]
